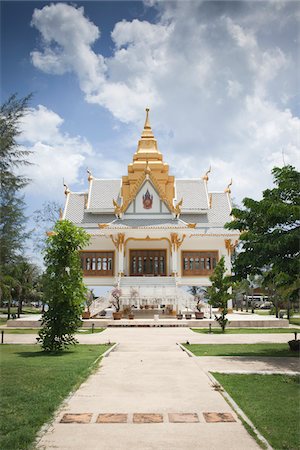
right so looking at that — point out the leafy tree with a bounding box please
[38,220,89,352]
[226,166,300,317]
[207,256,232,332]
[0,93,32,267]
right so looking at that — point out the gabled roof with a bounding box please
[207,192,232,223]
[64,192,116,224]
[87,179,121,212]
[175,179,209,212]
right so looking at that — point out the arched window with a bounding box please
[184,258,188,270]
[86,258,90,271]
[160,256,164,274]
[189,257,194,270]
[97,257,102,270]
[92,257,96,270]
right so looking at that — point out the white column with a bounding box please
[172,246,178,275]
[118,244,124,276]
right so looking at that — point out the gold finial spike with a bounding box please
[224,178,233,194]
[59,208,63,220]
[202,165,211,181]
[141,107,154,138]
[144,107,150,129]
[87,169,93,182]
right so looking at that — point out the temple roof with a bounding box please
[176,179,209,211]
[62,108,235,235]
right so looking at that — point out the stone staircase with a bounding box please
[118,276,193,310]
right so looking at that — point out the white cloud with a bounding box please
[19,106,93,199]
[30,1,300,202]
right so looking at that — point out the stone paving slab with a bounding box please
[97,413,128,423]
[203,412,236,423]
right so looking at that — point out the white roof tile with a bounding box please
[64,193,116,224]
[88,179,121,211]
[175,179,209,211]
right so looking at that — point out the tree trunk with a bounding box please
[287,299,291,320]
[17,298,23,318]
[275,296,279,318]
[7,296,11,320]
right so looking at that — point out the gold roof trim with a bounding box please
[202,166,211,181]
[224,178,233,194]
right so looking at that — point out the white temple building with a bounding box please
[62,109,239,311]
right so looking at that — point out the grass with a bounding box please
[0,328,105,334]
[212,373,300,450]
[0,318,7,325]
[0,343,111,450]
[0,307,42,315]
[253,309,273,316]
[191,327,298,334]
[289,317,300,326]
[183,343,299,357]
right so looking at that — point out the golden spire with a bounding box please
[202,166,211,181]
[141,107,154,139]
[224,179,233,194]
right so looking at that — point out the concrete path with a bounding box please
[193,355,300,374]
[2,326,297,344]
[33,328,281,450]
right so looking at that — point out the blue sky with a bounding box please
[1,0,300,267]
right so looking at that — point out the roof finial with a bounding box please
[87,169,93,182]
[144,107,150,129]
[141,107,154,139]
[202,165,211,181]
[224,178,233,194]
[63,182,70,196]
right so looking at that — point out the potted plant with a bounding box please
[288,332,300,352]
[123,305,134,320]
[82,289,93,319]
[195,296,205,319]
[110,287,122,320]
[185,312,192,319]
[177,311,183,320]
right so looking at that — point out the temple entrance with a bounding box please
[130,250,167,276]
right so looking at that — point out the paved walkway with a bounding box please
[2,327,297,344]
[33,328,300,450]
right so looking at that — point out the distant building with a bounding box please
[62,109,239,307]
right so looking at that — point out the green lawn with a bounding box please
[184,343,299,357]
[0,307,42,315]
[0,328,105,334]
[0,344,111,450]
[213,373,300,450]
[191,327,298,334]
[289,317,300,326]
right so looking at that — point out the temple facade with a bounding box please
[62,109,239,306]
